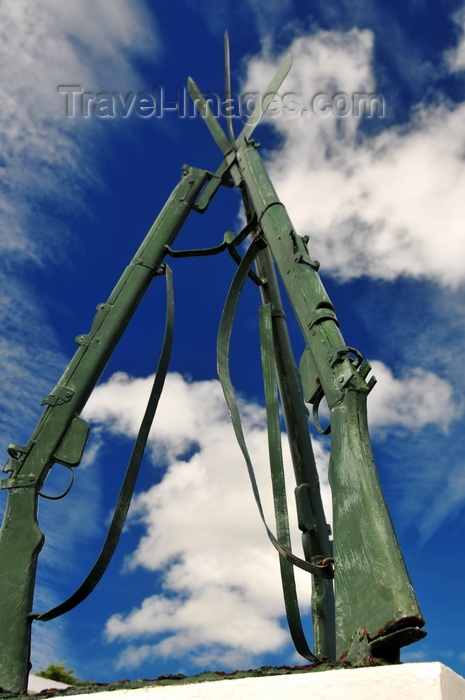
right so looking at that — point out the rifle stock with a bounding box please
[0,166,209,693]
[235,140,425,658]
[327,388,423,657]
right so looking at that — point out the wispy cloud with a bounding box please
[368,360,460,434]
[0,273,64,448]
[0,0,158,259]
[446,8,465,72]
[415,461,465,540]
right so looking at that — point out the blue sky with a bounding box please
[1,0,465,684]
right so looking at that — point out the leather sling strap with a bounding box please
[35,265,175,622]
[216,237,332,581]
[258,302,320,662]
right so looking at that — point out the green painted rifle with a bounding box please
[0,166,211,693]
[189,33,426,664]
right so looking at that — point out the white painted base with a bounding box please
[42,663,465,700]
[28,674,71,694]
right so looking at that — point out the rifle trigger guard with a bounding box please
[39,464,75,501]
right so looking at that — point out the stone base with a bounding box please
[43,663,465,700]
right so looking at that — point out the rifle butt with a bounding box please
[328,386,425,659]
[0,487,44,693]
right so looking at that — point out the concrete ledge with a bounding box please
[47,663,465,700]
[28,675,71,694]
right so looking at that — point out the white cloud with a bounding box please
[84,371,332,670]
[83,358,458,670]
[245,0,294,40]
[84,372,232,465]
[243,30,465,286]
[446,8,465,72]
[367,360,460,433]
[311,358,458,437]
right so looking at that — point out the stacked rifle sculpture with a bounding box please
[0,35,425,693]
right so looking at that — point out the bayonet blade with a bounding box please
[236,52,292,145]
[224,31,236,146]
[187,77,233,156]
